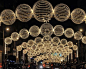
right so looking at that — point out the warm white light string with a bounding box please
[4,24,86,45]
[0,0,86,25]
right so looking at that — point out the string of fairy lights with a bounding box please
[4,24,86,45]
[15,36,78,64]
[0,0,86,25]
[3,0,86,64]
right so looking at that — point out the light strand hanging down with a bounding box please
[0,0,86,26]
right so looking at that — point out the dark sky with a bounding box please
[0,0,86,52]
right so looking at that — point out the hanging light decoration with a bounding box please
[43,35,52,44]
[58,44,64,49]
[11,32,19,41]
[54,3,70,22]
[22,42,28,48]
[67,41,73,48]
[60,39,67,46]
[74,31,83,40]
[1,9,16,25]
[5,37,12,44]
[17,45,22,51]
[29,25,40,37]
[19,28,29,39]
[31,44,37,50]
[73,45,78,51]
[35,37,42,44]
[15,4,32,22]
[23,49,27,54]
[82,36,86,44]
[33,0,53,22]
[71,8,85,24]
[40,23,53,36]
[54,25,64,36]
[64,28,74,38]
[28,39,34,46]
[52,37,60,45]
[68,49,73,54]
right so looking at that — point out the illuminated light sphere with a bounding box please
[22,42,28,48]
[73,45,78,51]
[27,47,31,51]
[5,37,12,44]
[52,37,60,45]
[35,37,42,44]
[17,45,22,51]
[31,45,37,50]
[68,49,73,54]
[74,31,83,40]
[43,35,52,44]
[58,44,64,49]
[28,40,34,46]
[40,23,53,36]
[64,28,74,38]
[64,46,69,51]
[60,39,67,46]
[1,9,16,25]
[82,36,86,44]
[71,8,85,24]
[11,32,19,41]
[67,41,73,48]
[23,49,27,54]
[57,48,62,53]
[15,4,32,22]
[19,28,29,39]
[54,3,70,22]
[37,43,44,49]
[54,25,64,36]
[33,0,53,22]
[29,25,40,37]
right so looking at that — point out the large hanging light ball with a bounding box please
[33,0,53,22]
[40,23,53,36]
[35,37,42,44]
[71,8,85,24]
[5,37,12,44]
[54,3,70,22]
[54,25,64,36]
[82,36,86,44]
[29,25,40,37]
[74,31,83,40]
[28,39,34,46]
[15,4,32,22]
[67,41,73,48]
[17,45,22,51]
[1,9,16,25]
[60,39,67,46]
[19,28,29,39]
[64,28,74,38]
[22,42,28,48]
[52,37,60,45]
[11,32,19,41]
[73,45,78,51]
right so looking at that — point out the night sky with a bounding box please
[0,0,86,53]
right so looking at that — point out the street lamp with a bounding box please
[79,28,83,32]
[6,27,10,31]
[3,27,10,69]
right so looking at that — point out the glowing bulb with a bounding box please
[79,29,83,32]
[6,27,10,31]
